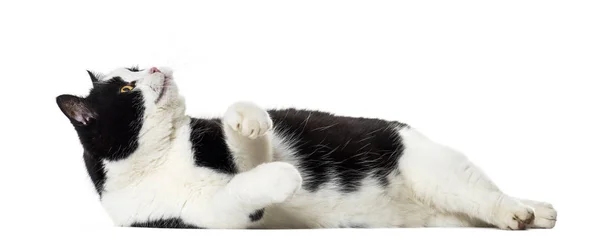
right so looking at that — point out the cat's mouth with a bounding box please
[147,67,174,104]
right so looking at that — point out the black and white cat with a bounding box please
[56,66,557,229]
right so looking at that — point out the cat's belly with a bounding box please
[267,132,437,228]
[256,176,436,229]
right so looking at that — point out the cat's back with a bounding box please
[268,108,407,139]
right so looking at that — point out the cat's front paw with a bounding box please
[251,162,303,204]
[224,101,273,139]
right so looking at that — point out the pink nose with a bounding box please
[149,67,161,74]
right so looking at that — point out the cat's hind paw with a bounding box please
[492,198,535,230]
[519,199,557,229]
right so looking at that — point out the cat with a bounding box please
[56,66,557,229]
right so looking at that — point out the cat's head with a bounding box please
[56,66,185,161]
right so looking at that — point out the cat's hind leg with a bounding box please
[398,128,553,230]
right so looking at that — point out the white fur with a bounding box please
[97,67,556,229]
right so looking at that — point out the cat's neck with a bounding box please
[103,113,192,188]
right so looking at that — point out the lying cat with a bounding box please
[56,66,557,229]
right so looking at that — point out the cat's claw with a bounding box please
[224,101,273,139]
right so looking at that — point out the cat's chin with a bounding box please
[155,77,170,103]
[154,67,175,104]
[157,67,173,77]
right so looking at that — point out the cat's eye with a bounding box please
[120,85,134,93]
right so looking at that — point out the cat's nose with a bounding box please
[149,67,161,74]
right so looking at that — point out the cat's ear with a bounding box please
[87,70,105,88]
[86,70,103,83]
[56,94,97,126]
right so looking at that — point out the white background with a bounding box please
[1,0,598,248]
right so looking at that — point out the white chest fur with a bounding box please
[99,123,230,227]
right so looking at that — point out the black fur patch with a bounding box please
[249,209,265,222]
[83,151,106,195]
[130,218,201,228]
[126,66,141,72]
[78,78,144,161]
[58,76,145,195]
[268,108,406,193]
[189,118,237,174]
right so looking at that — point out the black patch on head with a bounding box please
[57,75,145,195]
[130,218,201,228]
[73,78,144,160]
[249,209,265,222]
[268,109,406,193]
[83,151,106,195]
[189,118,237,174]
[126,66,141,72]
